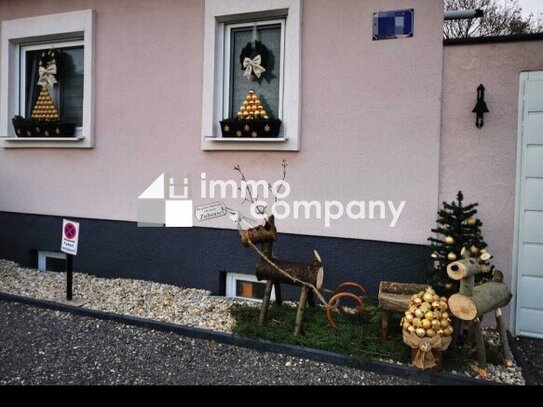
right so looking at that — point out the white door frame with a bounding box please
[510,71,543,336]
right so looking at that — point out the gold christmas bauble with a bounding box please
[413,297,422,306]
[414,308,424,318]
[407,326,415,334]
[421,319,432,329]
[415,328,426,338]
[420,302,431,313]
[467,217,476,226]
[440,319,450,328]
[469,245,479,255]
[426,329,436,338]
[447,252,457,261]
[444,236,455,245]
[251,95,258,101]
[425,311,434,321]
[431,319,441,329]
[402,322,411,331]
[412,317,422,328]
[243,101,248,106]
[423,293,434,303]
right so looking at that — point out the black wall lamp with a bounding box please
[472,84,489,128]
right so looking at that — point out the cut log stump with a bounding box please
[448,282,512,321]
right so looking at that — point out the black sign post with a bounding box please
[66,254,73,301]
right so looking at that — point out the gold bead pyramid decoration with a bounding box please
[236,89,269,120]
[31,50,60,122]
[31,87,60,121]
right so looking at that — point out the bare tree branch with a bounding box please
[444,0,543,38]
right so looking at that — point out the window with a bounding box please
[0,10,95,148]
[224,20,285,121]
[226,272,275,302]
[201,0,301,151]
[38,251,67,272]
[20,41,85,137]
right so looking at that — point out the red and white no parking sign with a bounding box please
[61,219,79,255]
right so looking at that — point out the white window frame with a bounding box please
[38,251,67,272]
[201,0,302,151]
[19,39,85,139]
[226,272,276,302]
[223,19,286,123]
[0,10,95,149]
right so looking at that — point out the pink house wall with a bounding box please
[441,40,543,294]
[0,0,443,245]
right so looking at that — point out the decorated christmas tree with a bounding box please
[236,89,269,120]
[427,191,492,297]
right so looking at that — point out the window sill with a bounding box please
[1,136,90,149]
[202,135,299,151]
[206,137,287,142]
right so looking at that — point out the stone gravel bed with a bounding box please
[0,259,529,385]
[0,259,253,332]
[0,301,416,385]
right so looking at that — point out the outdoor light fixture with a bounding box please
[472,84,489,128]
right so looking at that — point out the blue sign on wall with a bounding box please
[373,9,414,40]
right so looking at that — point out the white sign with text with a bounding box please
[61,219,79,255]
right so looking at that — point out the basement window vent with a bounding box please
[225,272,275,302]
[38,251,66,272]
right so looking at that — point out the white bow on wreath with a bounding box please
[243,55,266,80]
[38,63,58,96]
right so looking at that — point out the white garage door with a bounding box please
[514,72,543,338]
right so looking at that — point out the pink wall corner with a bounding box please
[441,40,543,322]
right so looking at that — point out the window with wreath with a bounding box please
[201,0,301,151]
[220,20,285,139]
[12,40,84,138]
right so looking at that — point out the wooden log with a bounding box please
[274,282,282,306]
[241,216,277,247]
[378,293,412,313]
[495,308,514,367]
[258,280,274,326]
[294,286,309,336]
[380,312,389,342]
[447,258,481,280]
[256,250,324,289]
[378,281,427,295]
[378,281,427,312]
[473,318,487,376]
[459,274,474,296]
[448,281,512,321]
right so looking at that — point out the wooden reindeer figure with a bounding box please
[241,215,324,336]
[446,248,514,377]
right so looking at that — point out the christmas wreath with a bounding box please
[239,40,270,81]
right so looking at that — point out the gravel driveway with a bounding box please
[0,301,416,385]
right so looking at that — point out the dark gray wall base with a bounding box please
[0,292,495,386]
[0,211,430,297]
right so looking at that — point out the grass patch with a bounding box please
[230,299,410,363]
[230,299,504,372]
